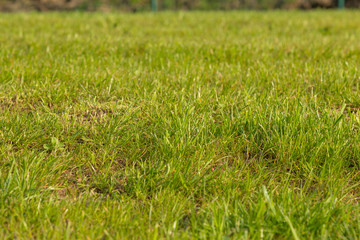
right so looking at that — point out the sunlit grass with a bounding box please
[1,11,360,239]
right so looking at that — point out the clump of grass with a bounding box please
[1,11,360,239]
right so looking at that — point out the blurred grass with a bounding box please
[1,11,360,239]
[0,0,300,11]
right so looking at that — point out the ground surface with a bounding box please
[1,11,360,239]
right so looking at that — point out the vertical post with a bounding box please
[338,0,345,9]
[152,0,158,12]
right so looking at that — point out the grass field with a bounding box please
[1,11,360,239]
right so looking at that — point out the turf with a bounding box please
[1,11,360,239]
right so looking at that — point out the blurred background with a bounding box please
[0,0,359,12]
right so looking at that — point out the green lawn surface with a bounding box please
[1,11,360,239]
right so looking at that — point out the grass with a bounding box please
[0,10,360,239]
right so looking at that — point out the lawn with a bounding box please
[1,11,360,239]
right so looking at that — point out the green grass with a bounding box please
[1,11,360,239]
